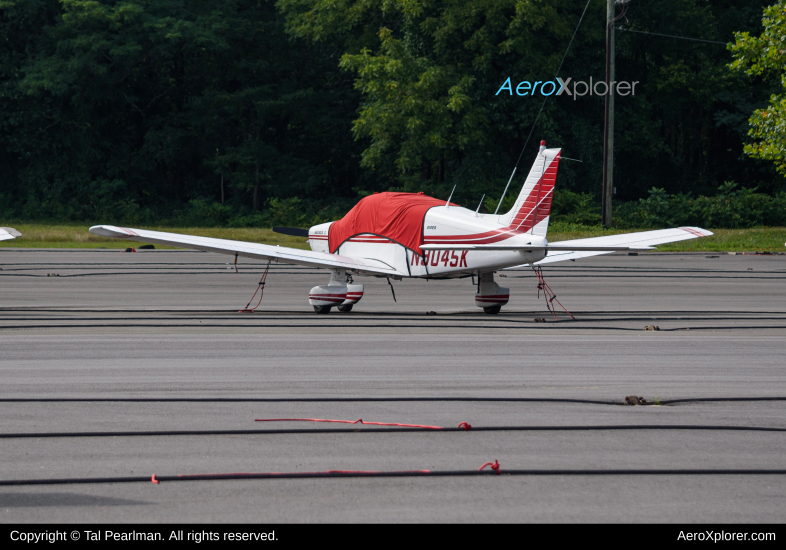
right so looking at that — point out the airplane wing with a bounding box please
[0,227,21,242]
[509,226,713,267]
[88,225,405,276]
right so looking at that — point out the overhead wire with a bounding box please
[494,0,593,214]
[610,1,629,24]
[511,0,594,170]
[616,27,728,45]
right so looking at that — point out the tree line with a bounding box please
[0,0,783,227]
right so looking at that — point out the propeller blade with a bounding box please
[272,226,309,238]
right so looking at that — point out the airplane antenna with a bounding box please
[445,185,456,208]
[475,194,485,216]
[493,168,516,215]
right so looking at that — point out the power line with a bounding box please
[513,0,594,170]
[617,27,728,45]
[494,0,593,215]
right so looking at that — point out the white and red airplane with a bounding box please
[0,227,21,242]
[90,141,712,314]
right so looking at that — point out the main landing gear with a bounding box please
[475,271,509,315]
[314,303,354,314]
[308,269,364,314]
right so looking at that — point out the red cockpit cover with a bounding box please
[329,192,453,257]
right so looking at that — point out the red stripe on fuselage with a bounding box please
[423,228,526,245]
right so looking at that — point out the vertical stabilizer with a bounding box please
[498,142,561,236]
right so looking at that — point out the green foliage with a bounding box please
[548,183,786,229]
[280,0,783,205]
[612,183,786,228]
[729,0,786,176]
[551,189,601,226]
[282,0,585,202]
[1,0,368,222]
[160,196,344,228]
[630,187,672,228]
[0,0,784,226]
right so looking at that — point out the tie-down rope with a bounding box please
[533,266,575,320]
[238,260,271,313]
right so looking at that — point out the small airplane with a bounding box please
[90,141,712,314]
[0,227,21,242]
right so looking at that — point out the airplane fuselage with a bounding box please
[308,204,548,279]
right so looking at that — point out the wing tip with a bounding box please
[0,227,22,238]
[89,225,130,238]
[679,226,713,238]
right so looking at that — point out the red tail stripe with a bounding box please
[509,155,560,231]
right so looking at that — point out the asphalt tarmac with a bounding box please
[0,248,785,522]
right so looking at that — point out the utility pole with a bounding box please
[601,0,615,227]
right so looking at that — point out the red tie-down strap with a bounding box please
[478,459,501,474]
